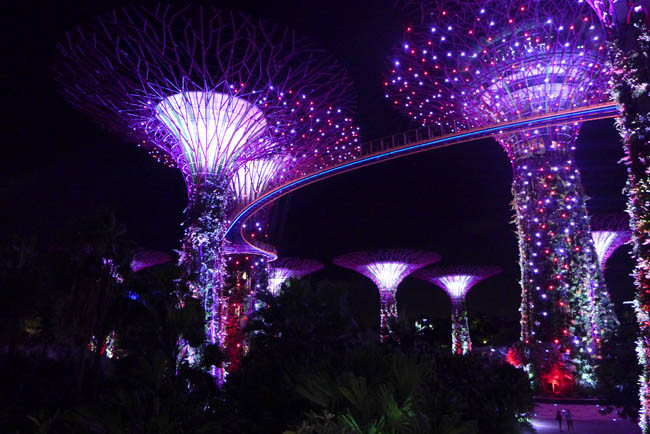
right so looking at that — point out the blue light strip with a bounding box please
[227,104,617,241]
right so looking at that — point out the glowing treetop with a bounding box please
[414,265,501,301]
[54,5,359,196]
[590,213,631,271]
[268,257,324,296]
[333,249,440,337]
[414,265,501,355]
[388,0,609,158]
[389,0,615,386]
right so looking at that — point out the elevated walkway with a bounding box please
[226,102,619,259]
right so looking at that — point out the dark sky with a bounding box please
[4,0,634,324]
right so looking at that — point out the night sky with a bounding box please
[4,0,633,325]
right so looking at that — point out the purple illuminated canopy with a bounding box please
[268,257,324,296]
[414,265,501,301]
[54,5,360,198]
[590,213,632,270]
[389,0,610,158]
[333,249,440,337]
[333,249,441,294]
[414,265,500,354]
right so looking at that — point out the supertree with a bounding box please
[268,257,324,296]
[387,0,617,388]
[332,249,440,339]
[54,5,359,382]
[414,265,501,355]
[583,2,649,429]
[590,213,632,272]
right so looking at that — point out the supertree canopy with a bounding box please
[54,5,359,382]
[268,257,324,296]
[414,265,501,355]
[333,249,440,339]
[590,213,631,271]
[387,0,617,388]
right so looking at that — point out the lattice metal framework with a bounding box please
[415,265,500,355]
[333,249,440,338]
[55,6,359,194]
[387,0,616,388]
[54,5,359,383]
[268,257,324,296]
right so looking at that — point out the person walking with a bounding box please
[556,409,563,432]
[566,409,574,433]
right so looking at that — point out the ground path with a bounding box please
[527,403,640,433]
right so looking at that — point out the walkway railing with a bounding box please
[226,102,619,259]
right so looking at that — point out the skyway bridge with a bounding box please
[225,102,619,259]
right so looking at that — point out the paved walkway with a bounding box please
[528,403,640,434]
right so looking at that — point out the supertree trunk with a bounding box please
[607,14,650,433]
[223,254,269,375]
[178,178,229,382]
[451,298,471,355]
[511,139,617,389]
[379,290,398,340]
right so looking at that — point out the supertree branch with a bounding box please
[333,249,440,339]
[584,1,649,430]
[54,5,359,385]
[268,257,324,296]
[414,266,501,355]
[387,0,616,389]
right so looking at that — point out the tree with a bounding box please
[583,2,650,429]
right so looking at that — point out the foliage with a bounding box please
[603,12,650,433]
[0,212,217,433]
[224,280,533,434]
[219,279,365,433]
[178,178,229,376]
[1,215,535,434]
[597,308,642,420]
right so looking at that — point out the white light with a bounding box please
[436,275,476,299]
[155,92,268,178]
[268,268,295,296]
[230,157,282,206]
[365,262,410,294]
